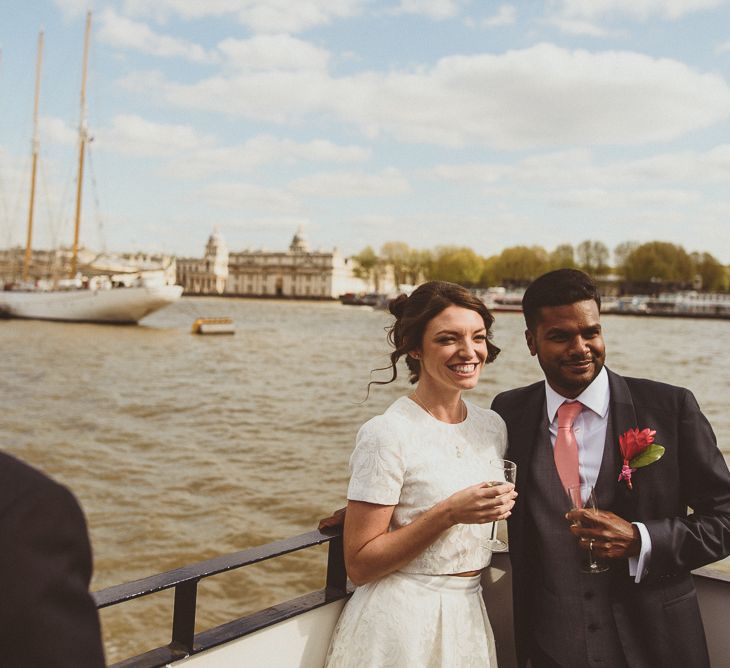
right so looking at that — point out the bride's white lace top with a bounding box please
[347,396,508,574]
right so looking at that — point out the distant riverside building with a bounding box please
[0,246,176,286]
[176,228,385,299]
[176,229,229,295]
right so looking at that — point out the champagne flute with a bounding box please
[486,458,517,552]
[566,483,609,574]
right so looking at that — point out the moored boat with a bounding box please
[0,280,183,324]
[2,13,182,325]
[339,292,386,307]
[481,287,525,312]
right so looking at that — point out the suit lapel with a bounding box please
[607,368,640,518]
[507,384,547,543]
[509,384,547,478]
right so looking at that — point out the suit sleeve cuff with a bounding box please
[628,522,651,583]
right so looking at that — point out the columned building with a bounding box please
[176,229,228,295]
[176,228,380,299]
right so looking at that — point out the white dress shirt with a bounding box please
[545,367,650,582]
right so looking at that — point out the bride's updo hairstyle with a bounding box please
[371,281,500,391]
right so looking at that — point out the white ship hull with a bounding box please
[0,284,183,323]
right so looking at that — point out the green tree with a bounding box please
[621,242,693,285]
[690,252,727,291]
[380,241,411,287]
[480,255,499,287]
[493,246,549,284]
[549,244,576,271]
[613,241,639,277]
[430,246,484,285]
[576,240,610,276]
[351,246,384,291]
[404,248,433,284]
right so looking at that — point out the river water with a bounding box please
[1,297,728,662]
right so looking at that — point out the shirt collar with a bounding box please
[545,366,610,423]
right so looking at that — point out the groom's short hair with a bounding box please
[522,268,601,331]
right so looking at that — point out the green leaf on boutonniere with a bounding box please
[630,444,665,469]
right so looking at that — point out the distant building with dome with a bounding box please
[176,228,381,299]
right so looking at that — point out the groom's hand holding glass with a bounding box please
[565,507,642,560]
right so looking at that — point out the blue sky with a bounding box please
[1,0,730,262]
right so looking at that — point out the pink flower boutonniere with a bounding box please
[618,428,665,490]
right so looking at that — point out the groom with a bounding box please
[491,269,730,668]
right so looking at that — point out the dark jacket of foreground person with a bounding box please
[493,368,730,668]
[0,450,106,667]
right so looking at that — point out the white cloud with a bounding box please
[546,17,619,37]
[427,163,508,183]
[552,0,726,22]
[39,116,78,145]
[97,8,213,63]
[429,144,730,195]
[171,136,370,179]
[225,216,311,232]
[546,0,727,37]
[717,40,730,53]
[392,0,466,20]
[346,214,400,228]
[482,4,517,28]
[548,187,700,208]
[291,168,410,197]
[201,182,302,213]
[122,0,363,34]
[95,115,215,156]
[123,44,730,150]
[52,0,89,20]
[217,35,330,72]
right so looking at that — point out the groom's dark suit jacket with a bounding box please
[0,451,105,667]
[492,368,730,668]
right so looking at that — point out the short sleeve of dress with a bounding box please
[347,416,404,506]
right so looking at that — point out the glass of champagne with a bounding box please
[566,483,609,574]
[486,458,517,552]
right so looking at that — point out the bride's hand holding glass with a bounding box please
[485,459,517,551]
[441,480,516,526]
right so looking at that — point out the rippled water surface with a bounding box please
[1,298,729,662]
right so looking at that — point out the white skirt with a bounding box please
[324,571,497,668]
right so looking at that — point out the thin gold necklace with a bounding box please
[411,393,466,424]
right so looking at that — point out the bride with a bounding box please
[324,281,516,667]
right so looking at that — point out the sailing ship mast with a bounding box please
[23,30,44,282]
[69,10,91,278]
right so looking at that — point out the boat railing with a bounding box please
[94,528,730,668]
[93,529,350,668]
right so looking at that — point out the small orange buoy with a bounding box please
[191,317,235,335]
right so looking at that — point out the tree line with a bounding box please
[351,240,729,292]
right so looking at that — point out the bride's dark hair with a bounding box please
[369,281,500,392]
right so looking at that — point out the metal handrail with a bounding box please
[94,528,348,668]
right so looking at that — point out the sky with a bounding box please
[1,0,730,263]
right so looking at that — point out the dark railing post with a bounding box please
[325,533,347,597]
[170,579,198,654]
[95,530,353,665]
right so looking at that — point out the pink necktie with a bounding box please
[555,401,583,492]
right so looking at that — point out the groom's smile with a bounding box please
[525,299,606,399]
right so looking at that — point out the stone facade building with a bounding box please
[176,229,379,299]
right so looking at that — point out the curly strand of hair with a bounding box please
[364,319,410,399]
